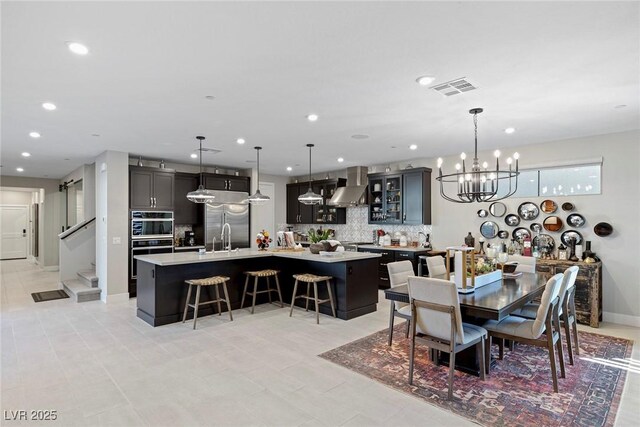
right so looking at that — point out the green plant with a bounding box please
[308,228,332,243]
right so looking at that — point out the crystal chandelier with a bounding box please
[186,136,216,203]
[436,108,520,203]
[247,146,270,205]
[298,144,322,205]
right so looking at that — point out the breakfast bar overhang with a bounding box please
[134,250,381,326]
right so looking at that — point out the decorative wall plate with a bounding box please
[530,223,542,233]
[497,230,510,239]
[518,202,540,220]
[512,227,531,240]
[505,214,520,226]
[533,234,556,255]
[543,216,563,232]
[562,202,574,212]
[594,222,613,237]
[540,200,558,214]
[480,221,499,239]
[561,230,583,245]
[477,209,489,218]
[566,213,586,228]
[489,202,507,217]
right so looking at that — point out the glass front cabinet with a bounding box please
[368,168,432,225]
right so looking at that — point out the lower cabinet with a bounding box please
[535,259,602,328]
[357,248,429,289]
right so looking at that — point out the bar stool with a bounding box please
[182,276,233,329]
[240,269,284,314]
[289,274,336,324]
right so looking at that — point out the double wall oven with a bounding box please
[129,211,174,296]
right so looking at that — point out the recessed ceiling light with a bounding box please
[190,153,198,159]
[29,131,41,138]
[351,134,369,140]
[306,114,319,122]
[66,42,89,55]
[236,138,245,145]
[416,75,435,86]
[21,152,31,157]
[504,127,516,134]
[42,102,56,111]
[16,167,24,172]
[337,157,344,163]
[286,166,292,172]
[409,144,418,150]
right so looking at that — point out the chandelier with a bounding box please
[436,108,520,203]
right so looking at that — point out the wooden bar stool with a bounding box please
[240,269,284,314]
[182,276,233,329]
[289,274,336,324]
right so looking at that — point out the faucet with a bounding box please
[221,223,231,253]
[418,231,429,248]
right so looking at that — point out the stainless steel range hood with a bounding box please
[328,166,368,207]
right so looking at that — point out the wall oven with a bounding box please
[130,238,174,280]
[131,211,174,239]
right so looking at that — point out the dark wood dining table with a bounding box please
[383,272,548,375]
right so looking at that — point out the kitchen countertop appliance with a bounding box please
[184,231,196,246]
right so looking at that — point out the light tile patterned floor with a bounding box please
[1,259,638,426]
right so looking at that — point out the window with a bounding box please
[504,163,601,198]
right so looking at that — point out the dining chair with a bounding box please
[483,273,565,392]
[510,254,536,273]
[511,266,580,365]
[425,256,447,278]
[407,276,487,400]
[386,261,414,345]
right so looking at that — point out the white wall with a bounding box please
[95,151,129,303]
[372,130,640,325]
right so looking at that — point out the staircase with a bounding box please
[62,262,101,302]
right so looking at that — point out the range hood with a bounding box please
[328,166,368,207]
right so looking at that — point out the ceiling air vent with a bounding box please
[199,147,222,154]
[431,77,478,97]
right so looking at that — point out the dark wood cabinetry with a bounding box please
[535,259,602,328]
[173,173,199,224]
[286,179,347,224]
[203,174,250,193]
[129,166,175,210]
[367,168,431,225]
[357,247,430,289]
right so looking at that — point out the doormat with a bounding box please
[319,324,633,427]
[31,290,70,303]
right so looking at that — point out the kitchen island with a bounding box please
[134,249,381,326]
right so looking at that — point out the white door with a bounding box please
[1,205,29,259]
[255,182,275,235]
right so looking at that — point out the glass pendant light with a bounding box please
[187,136,216,203]
[247,146,270,205]
[298,144,323,205]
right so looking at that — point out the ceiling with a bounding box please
[2,1,638,178]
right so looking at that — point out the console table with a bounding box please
[535,259,602,328]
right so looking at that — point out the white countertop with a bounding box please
[357,244,432,252]
[135,249,381,266]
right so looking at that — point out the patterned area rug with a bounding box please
[320,324,633,426]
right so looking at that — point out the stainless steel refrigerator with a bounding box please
[204,191,250,251]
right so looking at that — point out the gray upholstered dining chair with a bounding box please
[483,273,565,392]
[511,266,580,365]
[407,276,487,400]
[386,260,415,345]
[425,255,447,278]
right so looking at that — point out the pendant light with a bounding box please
[298,144,322,205]
[187,136,216,203]
[247,146,270,205]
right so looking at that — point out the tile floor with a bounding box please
[1,259,638,426]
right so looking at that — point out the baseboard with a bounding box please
[43,265,59,271]
[101,292,130,304]
[603,311,640,328]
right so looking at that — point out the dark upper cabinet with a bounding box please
[368,168,431,225]
[130,166,175,210]
[286,179,346,225]
[402,169,431,225]
[174,173,199,224]
[203,174,250,193]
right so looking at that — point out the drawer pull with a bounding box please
[380,277,389,281]
[380,263,388,266]
[381,252,389,255]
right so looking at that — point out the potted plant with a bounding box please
[308,228,336,254]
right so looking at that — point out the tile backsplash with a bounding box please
[281,206,432,243]
[175,224,193,238]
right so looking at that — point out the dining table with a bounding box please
[383,272,548,375]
